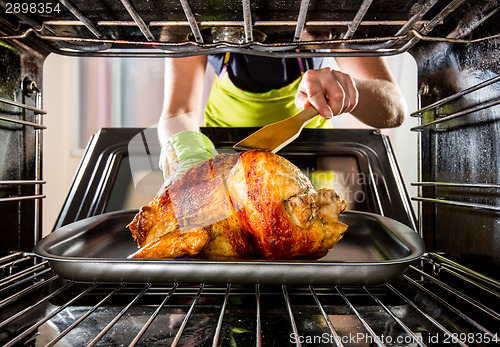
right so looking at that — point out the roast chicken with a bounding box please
[128,149,347,260]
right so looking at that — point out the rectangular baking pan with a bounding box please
[34,209,425,286]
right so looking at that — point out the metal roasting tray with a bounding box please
[34,210,425,285]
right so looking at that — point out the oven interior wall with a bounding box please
[409,3,500,269]
[0,42,45,253]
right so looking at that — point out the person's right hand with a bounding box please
[294,67,359,119]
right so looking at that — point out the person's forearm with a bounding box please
[158,112,200,147]
[350,77,406,128]
[162,55,207,117]
[334,56,406,128]
[159,55,207,146]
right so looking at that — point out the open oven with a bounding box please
[1,0,499,346]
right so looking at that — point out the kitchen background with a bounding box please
[42,52,418,235]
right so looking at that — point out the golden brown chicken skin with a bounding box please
[128,150,347,260]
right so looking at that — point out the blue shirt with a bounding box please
[207,53,324,93]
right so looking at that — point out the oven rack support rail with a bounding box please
[0,91,46,246]
[0,0,499,57]
[410,75,500,220]
[0,252,498,346]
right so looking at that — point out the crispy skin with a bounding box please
[128,150,347,260]
[129,228,210,259]
[199,213,255,259]
[315,188,349,257]
[228,150,347,259]
[128,153,254,259]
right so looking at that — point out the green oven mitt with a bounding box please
[159,130,218,182]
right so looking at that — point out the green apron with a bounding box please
[203,54,332,129]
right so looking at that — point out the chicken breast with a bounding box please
[128,149,347,260]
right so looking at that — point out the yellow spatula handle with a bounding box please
[292,106,320,125]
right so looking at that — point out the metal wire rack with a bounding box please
[1,252,498,346]
[0,0,499,57]
[0,91,45,249]
[410,75,500,214]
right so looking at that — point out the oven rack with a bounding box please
[410,75,500,218]
[0,92,45,248]
[0,0,499,57]
[1,252,498,346]
[0,95,46,198]
[410,75,500,131]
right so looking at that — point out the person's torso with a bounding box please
[203,53,332,129]
[207,53,324,92]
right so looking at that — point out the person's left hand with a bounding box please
[159,131,218,183]
[295,67,359,119]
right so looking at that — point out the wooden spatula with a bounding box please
[233,106,320,153]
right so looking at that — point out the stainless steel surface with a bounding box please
[2,28,498,58]
[42,19,435,27]
[384,0,446,53]
[409,38,500,265]
[411,97,500,131]
[58,0,105,39]
[34,210,425,285]
[0,0,498,57]
[179,0,204,44]
[342,0,373,40]
[445,1,500,40]
[0,195,46,203]
[1,252,498,346]
[0,115,46,129]
[421,0,467,34]
[0,67,45,252]
[242,0,253,43]
[410,76,500,121]
[413,182,500,189]
[33,85,43,258]
[412,197,500,213]
[293,0,310,42]
[119,0,156,41]
[0,180,45,185]
[0,85,44,226]
[0,97,46,114]
[380,134,418,232]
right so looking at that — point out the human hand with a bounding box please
[295,67,359,119]
[159,131,218,182]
